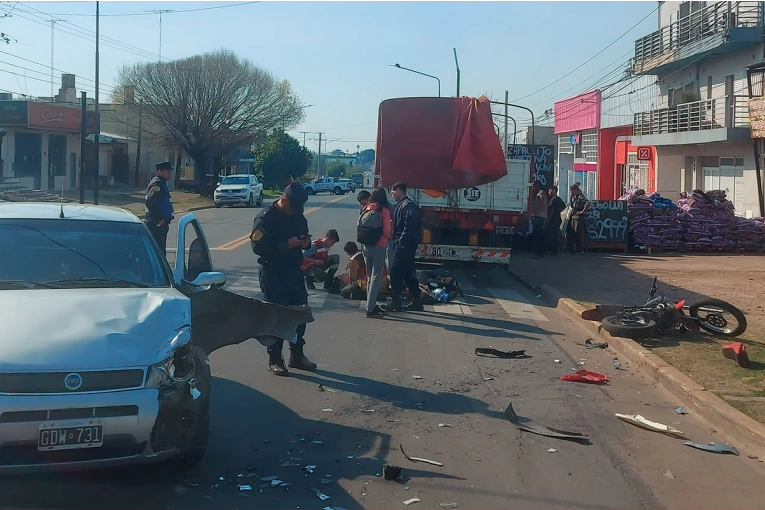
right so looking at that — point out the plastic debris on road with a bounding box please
[412,375,423,379]
[312,439,324,444]
[438,423,453,428]
[504,403,589,442]
[360,409,375,413]
[313,488,331,501]
[403,498,421,505]
[561,370,608,384]
[554,359,561,363]
[322,408,334,412]
[400,444,444,466]
[260,476,278,482]
[440,504,458,509]
[547,448,557,453]
[663,470,675,480]
[475,347,527,359]
[576,338,608,349]
[303,465,317,473]
[238,485,252,491]
[675,407,688,415]
[722,342,750,368]
[615,414,686,438]
[614,361,622,370]
[383,465,403,481]
[270,479,283,487]
[684,441,739,455]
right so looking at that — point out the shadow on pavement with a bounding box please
[291,369,505,421]
[0,377,436,510]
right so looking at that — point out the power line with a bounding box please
[0,49,116,93]
[510,4,659,103]
[17,1,262,17]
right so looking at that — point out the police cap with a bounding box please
[285,182,308,213]
[156,161,173,172]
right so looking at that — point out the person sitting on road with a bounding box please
[302,229,341,290]
[338,241,388,301]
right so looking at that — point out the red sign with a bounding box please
[637,147,652,161]
[27,102,82,132]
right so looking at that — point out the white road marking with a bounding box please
[226,276,327,310]
[486,288,549,322]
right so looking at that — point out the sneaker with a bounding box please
[366,307,385,319]
[382,300,403,312]
[404,300,424,312]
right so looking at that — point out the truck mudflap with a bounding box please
[416,244,511,264]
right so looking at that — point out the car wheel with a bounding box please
[246,193,253,208]
[256,191,263,206]
[333,187,342,195]
[215,203,222,208]
[175,397,210,466]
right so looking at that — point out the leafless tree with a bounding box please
[117,49,305,195]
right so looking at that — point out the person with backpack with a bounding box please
[357,187,392,318]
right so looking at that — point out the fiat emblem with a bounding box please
[64,373,83,391]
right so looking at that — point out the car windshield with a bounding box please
[0,219,170,289]
[221,177,249,185]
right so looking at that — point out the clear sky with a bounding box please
[0,0,658,153]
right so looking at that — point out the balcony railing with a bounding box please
[633,95,750,136]
[634,1,763,65]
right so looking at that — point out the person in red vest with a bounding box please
[302,229,341,290]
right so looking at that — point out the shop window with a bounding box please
[735,158,744,167]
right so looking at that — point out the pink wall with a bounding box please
[553,90,601,134]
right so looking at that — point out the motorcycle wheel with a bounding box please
[688,298,747,337]
[601,315,658,339]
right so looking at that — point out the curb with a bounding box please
[507,267,765,459]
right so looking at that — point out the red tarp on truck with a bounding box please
[374,96,507,191]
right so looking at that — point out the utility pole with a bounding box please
[504,90,509,158]
[134,102,143,187]
[316,132,324,178]
[453,48,461,97]
[93,1,100,205]
[49,19,61,99]
[145,9,173,61]
[299,131,309,147]
[79,91,86,204]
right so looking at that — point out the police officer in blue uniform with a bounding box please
[144,161,175,254]
[250,182,317,376]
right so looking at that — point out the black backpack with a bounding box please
[357,208,383,246]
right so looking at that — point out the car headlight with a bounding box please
[145,328,195,388]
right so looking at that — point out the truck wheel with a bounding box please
[333,187,342,195]
[246,194,254,208]
[305,187,315,195]
[256,192,263,206]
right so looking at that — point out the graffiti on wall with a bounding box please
[507,144,555,189]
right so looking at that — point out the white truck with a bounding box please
[303,177,354,196]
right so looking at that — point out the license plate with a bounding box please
[495,226,513,235]
[38,421,104,451]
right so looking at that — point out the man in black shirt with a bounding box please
[250,183,316,376]
[383,181,422,312]
[546,185,566,255]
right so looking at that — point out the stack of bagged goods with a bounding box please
[620,189,684,249]
[621,188,765,251]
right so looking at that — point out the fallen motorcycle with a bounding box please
[583,277,747,339]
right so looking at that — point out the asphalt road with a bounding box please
[4,193,765,510]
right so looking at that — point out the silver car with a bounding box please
[0,203,310,473]
[214,174,264,208]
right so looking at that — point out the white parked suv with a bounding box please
[214,174,263,208]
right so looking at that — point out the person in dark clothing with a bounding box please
[546,185,566,255]
[566,184,590,254]
[530,182,547,259]
[144,161,175,254]
[357,190,371,212]
[250,182,316,377]
[383,181,423,312]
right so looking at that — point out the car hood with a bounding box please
[0,288,190,371]
[217,184,249,192]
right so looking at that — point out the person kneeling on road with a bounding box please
[339,242,389,301]
[302,229,341,291]
[250,182,317,377]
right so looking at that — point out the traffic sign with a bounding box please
[637,147,651,161]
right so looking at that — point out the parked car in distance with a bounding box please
[351,173,365,189]
[339,179,356,193]
[214,174,264,208]
[0,204,309,473]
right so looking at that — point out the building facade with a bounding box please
[630,0,764,217]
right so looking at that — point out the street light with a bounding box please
[390,63,441,97]
[0,129,6,178]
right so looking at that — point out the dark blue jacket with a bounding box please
[250,201,309,267]
[144,176,174,223]
[393,197,421,252]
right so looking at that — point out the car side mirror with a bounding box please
[186,271,226,289]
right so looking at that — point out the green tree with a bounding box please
[358,149,375,164]
[255,132,312,189]
[329,164,347,179]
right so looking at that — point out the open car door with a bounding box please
[172,213,314,354]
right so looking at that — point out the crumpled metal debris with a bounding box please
[313,488,331,501]
[504,403,589,442]
[684,441,739,455]
[576,338,608,349]
[615,413,686,438]
[400,444,443,466]
[383,465,402,481]
[475,347,527,359]
[403,498,421,505]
